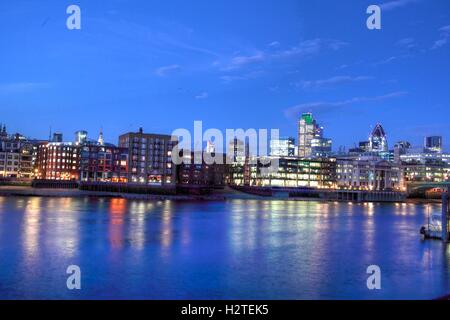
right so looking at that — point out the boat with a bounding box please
[420,212,442,239]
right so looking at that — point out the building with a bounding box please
[394,141,411,163]
[368,123,388,152]
[230,156,336,188]
[0,130,35,179]
[227,137,246,164]
[311,136,332,157]
[52,133,63,143]
[35,142,81,180]
[298,113,320,157]
[75,130,88,144]
[270,137,295,157]
[79,143,128,183]
[424,136,442,153]
[336,157,402,191]
[177,151,226,187]
[118,128,177,186]
[298,113,332,158]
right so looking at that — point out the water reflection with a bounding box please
[0,196,449,299]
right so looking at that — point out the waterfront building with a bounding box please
[424,136,443,153]
[79,143,128,183]
[0,130,34,179]
[230,156,336,188]
[35,142,81,180]
[177,151,226,187]
[336,157,402,191]
[270,137,295,157]
[118,128,177,186]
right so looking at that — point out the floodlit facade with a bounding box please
[35,142,81,180]
[298,113,319,157]
[230,156,337,188]
[336,158,402,191]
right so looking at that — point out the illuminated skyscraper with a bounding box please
[368,123,388,152]
[298,113,319,157]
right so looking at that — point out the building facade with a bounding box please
[35,142,81,180]
[230,156,336,188]
[336,157,402,191]
[79,144,129,183]
[270,137,295,157]
[118,128,177,186]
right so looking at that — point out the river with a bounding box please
[0,196,448,299]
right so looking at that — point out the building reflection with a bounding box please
[161,201,173,245]
[22,197,42,264]
[109,198,126,249]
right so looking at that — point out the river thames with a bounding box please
[0,196,448,299]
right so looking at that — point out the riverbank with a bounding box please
[0,185,440,203]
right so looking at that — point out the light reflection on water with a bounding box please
[0,196,449,300]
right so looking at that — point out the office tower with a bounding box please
[298,113,320,157]
[368,123,388,152]
[270,137,295,157]
[424,136,442,153]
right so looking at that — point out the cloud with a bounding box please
[284,91,408,119]
[431,25,450,50]
[220,71,264,84]
[228,52,266,69]
[299,75,373,89]
[379,0,421,11]
[0,82,49,94]
[195,92,208,99]
[155,64,181,77]
[269,41,280,47]
[218,38,348,71]
[396,37,416,49]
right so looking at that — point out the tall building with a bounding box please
[118,128,177,186]
[424,136,442,153]
[298,113,319,157]
[298,113,332,158]
[270,137,295,157]
[368,123,388,152]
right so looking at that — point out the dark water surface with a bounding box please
[0,196,448,299]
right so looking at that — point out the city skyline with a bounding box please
[1,0,450,149]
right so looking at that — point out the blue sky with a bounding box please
[1,0,449,150]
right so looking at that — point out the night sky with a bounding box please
[1,0,449,150]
